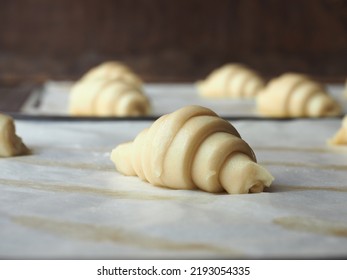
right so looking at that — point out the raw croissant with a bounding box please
[81,61,142,89]
[197,64,265,98]
[329,116,347,145]
[111,105,274,194]
[0,113,28,157]
[257,73,341,118]
[69,78,151,117]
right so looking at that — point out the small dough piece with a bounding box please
[0,113,28,157]
[329,116,347,145]
[81,61,142,89]
[111,105,274,194]
[257,73,341,118]
[69,78,151,117]
[197,64,265,98]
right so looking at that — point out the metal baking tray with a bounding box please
[2,81,345,121]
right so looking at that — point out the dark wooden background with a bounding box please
[0,0,347,84]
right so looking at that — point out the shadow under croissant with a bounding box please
[266,184,347,193]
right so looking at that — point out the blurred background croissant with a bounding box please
[0,0,346,85]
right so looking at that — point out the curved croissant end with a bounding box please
[0,113,28,157]
[329,116,347,145]
[69,79,151,117]
[81,61,143,88]
[197,64,265,99]
[257,73,341,118]
[111,105,274,194]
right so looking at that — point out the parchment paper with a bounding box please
[1,118,347,259]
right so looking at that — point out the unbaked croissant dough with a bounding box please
[329,116,347,145]
[0,113,28,157]
[197,64,265,98]
[111,105,274,194]
[81,61,142,88]
[69,78,151,117]
[257,73,341,118]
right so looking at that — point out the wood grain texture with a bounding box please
[0,0,346,82]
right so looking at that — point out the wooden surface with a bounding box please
[0,0,347,83]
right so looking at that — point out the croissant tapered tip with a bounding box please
[220,154,274,194]
[111,142,136,176]
[328,116,347,146]
[0,113,29,157]
[306,94,341,117]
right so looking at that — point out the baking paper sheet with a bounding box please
[1,118,347,259]
[21,82,347,117]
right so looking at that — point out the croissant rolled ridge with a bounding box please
[257,73,341,118]
[197,64,265,99]
[69,61,150,117]
[111,105,274,194]
[69,79,150,117]
[81,61,143,88]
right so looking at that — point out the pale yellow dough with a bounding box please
[0,113,28,157]
[329,116,347,145]
[111,105,274,194]
[81,61,142,88]
[69,61,150,117]
[69,79,151,117]
[257,73,341,118]
[197,64,265,98]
